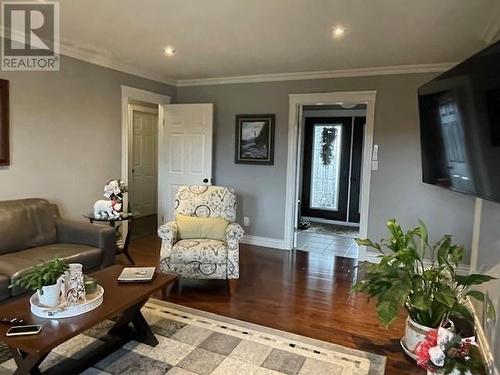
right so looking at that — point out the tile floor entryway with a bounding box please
[295,229,359,259]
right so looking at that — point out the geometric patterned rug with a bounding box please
[0,300,386,375]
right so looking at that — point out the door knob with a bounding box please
[203,178,209,183]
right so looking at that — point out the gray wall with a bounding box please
[0,53,485,263]
[475,201,500,370]
[0,54,175,219]
[177,74,476,260]
[478,200,500,271]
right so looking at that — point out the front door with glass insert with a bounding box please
[300,117,352,221]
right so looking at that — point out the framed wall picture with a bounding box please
[235,114,275,165]
[0,79,9,166]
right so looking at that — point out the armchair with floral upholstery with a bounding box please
[157,185,244,292]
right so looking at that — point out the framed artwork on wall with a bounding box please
[235,114,275,165]
[0,79,9,166]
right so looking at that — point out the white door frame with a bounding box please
[121,86,171,217]
[284,91,377,261]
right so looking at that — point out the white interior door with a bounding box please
[158,103,213,223]
[129,105,158,217]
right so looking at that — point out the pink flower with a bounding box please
[426,329,438,346]
[416,342,431,367]
[415,329,439,369]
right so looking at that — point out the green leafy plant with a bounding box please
[353,219,496,328]
[10,258,69,294]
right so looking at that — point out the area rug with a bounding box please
[300,222,359,238]
[0,300,385,375]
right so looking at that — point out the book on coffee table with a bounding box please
[117,267,156,282]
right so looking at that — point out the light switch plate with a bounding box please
[372,144,379,161]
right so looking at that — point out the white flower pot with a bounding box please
[38,282,62,307]
[403,317,454,356]
[404,317,435,353]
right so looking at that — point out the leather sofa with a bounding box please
[0,198,116,302]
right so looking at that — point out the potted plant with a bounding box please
[11,258,69,307]
[353,219,496,356]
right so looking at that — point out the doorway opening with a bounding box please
[121,86,171,242]
[121,86,215,241]
[295,104,366,259]
[285,91,376,262]
[128,101,159,238]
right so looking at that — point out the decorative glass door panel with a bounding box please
[310,124,342,211]
[300,117,352,222]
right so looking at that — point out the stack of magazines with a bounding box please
[117,267,156,282]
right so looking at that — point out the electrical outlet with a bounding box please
[243,216,250,226]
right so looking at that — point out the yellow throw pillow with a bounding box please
[175,214,229,242]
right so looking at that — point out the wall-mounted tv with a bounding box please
[418,41,500,203]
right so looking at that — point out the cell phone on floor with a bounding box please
[6,324,42,337]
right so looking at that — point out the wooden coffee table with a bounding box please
[0,265,177,375]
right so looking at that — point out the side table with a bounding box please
[84,213,135,264]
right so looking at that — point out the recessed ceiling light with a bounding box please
[332,25,346,39]
[163,46,176,57]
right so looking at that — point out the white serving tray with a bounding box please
[30,285,104,319]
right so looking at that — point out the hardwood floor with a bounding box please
[126,235,424,375]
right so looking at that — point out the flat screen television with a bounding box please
[418,41,500,203]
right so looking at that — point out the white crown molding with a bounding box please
[240,235,289,250]
[2,26,455,87]
[60,43,178,87]
[1,26,177,86]
[175,63,456,87]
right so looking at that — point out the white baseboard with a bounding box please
[364,251,382,264]
[364,251,471,274]
[467,298,499,375]
[240,235,289,250]
[467,299,497,375]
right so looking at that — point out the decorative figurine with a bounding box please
[93,199,122,219]
[65,263,86,306]
[92,179,128,219]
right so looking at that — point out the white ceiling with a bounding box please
[60,0,500,83]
